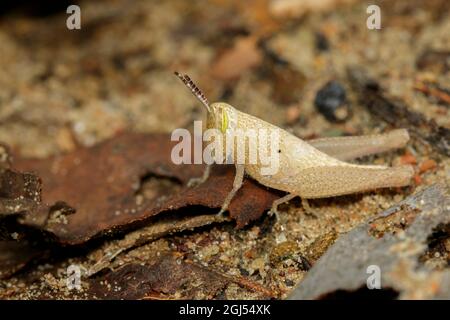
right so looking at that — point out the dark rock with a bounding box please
[314,81,350,122]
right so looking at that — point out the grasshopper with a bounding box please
[175,72,414,217]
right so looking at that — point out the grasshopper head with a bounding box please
[207,102,237,133]
[174,72,237,133]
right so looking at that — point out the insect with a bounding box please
[174,72,414,217]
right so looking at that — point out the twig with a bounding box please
[414,81,450,105]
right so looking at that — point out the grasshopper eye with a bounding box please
[221,108,229,133]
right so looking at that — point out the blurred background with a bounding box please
[0,0,448,158]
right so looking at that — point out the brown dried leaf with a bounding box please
[0,169,41,217]
[90,255,228,299]
[89,253,274,299]
[87,213,229,276]
[0,241,44,279]
[13,132,279,245]
[211,36,263,81]
[0,150,42,245]
[0,146,44,278]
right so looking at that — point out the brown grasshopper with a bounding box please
[175,72,414,217]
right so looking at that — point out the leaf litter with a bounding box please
[0,132,281,295]
[0,0,449,300]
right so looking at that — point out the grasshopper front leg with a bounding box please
[187,164,211,187]
[218,164,245,217]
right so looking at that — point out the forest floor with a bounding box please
[0,0,449,299]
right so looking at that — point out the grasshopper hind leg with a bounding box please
[301,198,322,217]
[268,195,319,220]
[268,194,297,220]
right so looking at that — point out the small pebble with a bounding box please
[400,153,417,165]
[419,159,437,173]
[285,106,301,124]
[285,279,295,287]
[314,81,350,122]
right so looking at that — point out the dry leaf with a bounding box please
[13,132,280,245]
[211,37,263,80]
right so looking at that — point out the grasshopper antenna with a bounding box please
[174,72,211,112]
